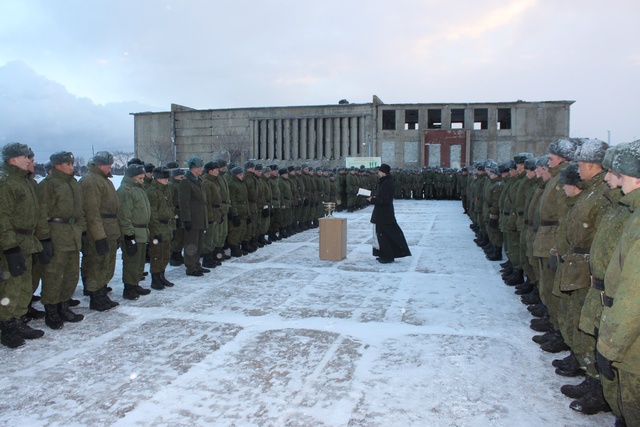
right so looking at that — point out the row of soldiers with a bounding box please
[391,167,464,200]
[465,139,640,426]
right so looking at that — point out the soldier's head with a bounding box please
[50,151,75,176]
[127,157,144,167]
[244,160,255,172]
[91,151,113,175]
[125,164,146,185]
[144,163,155,178]
[2,142,31,170]
[278,167,289,178]
[165,161,179,170]
[548,138,580,167]
[559,162,582,197]
[575,138,608,181]
[187,157,204,175]
[216,159,228,173]
[254,163,263,177]
[205,161,220,176]
[535,155,552,181]
[611,140,640,195]
[171,168,186,181]
[152,167,171,185]
[603,145,622,190]
[231,166,244,180]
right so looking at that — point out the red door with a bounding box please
[424,130,467,168]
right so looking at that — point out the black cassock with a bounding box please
[370,175,411,260]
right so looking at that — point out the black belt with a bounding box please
[158,219,170,225]
[502,211,510,215]
[591,277,605,290]
[541,220,560,226]
[211,204,221,208]
[48,217,76,224]
[603,294,614,307]
[132,223,147,228]
[14,228,34,235]
[572,247,590,255]
[518,211,524,216]
[101,214,117,219]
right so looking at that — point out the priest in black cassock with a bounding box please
[367,164,411,264]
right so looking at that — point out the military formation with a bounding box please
[0,146,386,349]
[465,139,640,426]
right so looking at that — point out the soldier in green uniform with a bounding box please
[268,164,284,242]
[227,166,249,256]
[214,160,231,261]
[143,163,154,189]
[0,143,49,348]
[278,168,293,237]
[596,140,640,426]
[169,168,186,266]
[255,164,272,246]
[178,157,210,275]
[79,151,120,312]
[37,151,86,329]
[346,168,358,212]
[201,161,223,268]
[483,162,505,261]
[146,167,176,290]
[243,161,259,252]
[117,164,152,300]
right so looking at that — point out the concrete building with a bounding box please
[132,96,573,168]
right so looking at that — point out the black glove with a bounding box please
[548,255,558,273]
[489,218,499,229]
[95,238,109,256]
[596,350,615,381]
[232,215,241,227]
[175,218,181,228]
[303,199,310,207]
[4,246,26,277]
[246,216,252,225]
[38,239,54,265]
[154,235,162,244]
[81,232,89,256]
[227,212,233,220]
[183,221,192,231]
[124,235,138,256]
[262,208,269,218]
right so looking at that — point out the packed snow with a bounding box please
[1,199,614,426]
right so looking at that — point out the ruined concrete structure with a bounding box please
[132,96,573,168]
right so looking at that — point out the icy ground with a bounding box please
[1,200,614,427]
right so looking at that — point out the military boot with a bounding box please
[169,251,184,266]
[500,260,511,269]
[521,289,541,305]
[540,335,570,353]
[555,354,583,377]
[160,271,174,287]
[151,273,165,290]
[561,375,598,399]
[529,303,548,318]
[530,316,552,332]
[218,247,231,259]
[486,246,503,261]
[230,245,244,257]
[258,235,270,246]
[89,288,114,312]
[267,232,279,243]
[532,329,557,344]
[58,301,84,322]
[201,252,218,268]
[515,280,535,295]
[16,316,45,339]
[123,284,140,300]
[67,298,81,307]
[133,284,151,296]
[242,241,256,253]
[569,381,611,415]
[505,269,525,286]
[44,304,64,330]
[26,297,46,320]
[0,319,25,348]
[253,236,265,248]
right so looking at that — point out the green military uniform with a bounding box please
[146,177,176,281]
[202,169,223,265]
[269,168,283,240]
[168,171,185,265]
[227,171,249,252]
[214,167,231,258]
[256,168,272,244]
[178,165,208,274]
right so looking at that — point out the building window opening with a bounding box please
[382,110,396,130]
[498,108,512,130]
[427,109,442,129]
[451,109,465,129]
[404,109,419,130]
[474,108,488,130]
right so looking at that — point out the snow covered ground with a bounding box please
[1,200,614,427]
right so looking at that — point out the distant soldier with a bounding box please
[117,164,152,299]
[213,159,231,261]
[227,166,250,256]
[168,168,186,266]
[79,151,120,311]
[254,164,272,246]
[146,167,176,290]
[201,161,223,268]
[37,151,86,329]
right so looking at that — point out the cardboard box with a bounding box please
[319,217,347,261]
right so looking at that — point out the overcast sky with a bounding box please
[1,0,639,155]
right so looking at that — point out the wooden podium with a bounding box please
[319,217,347,261]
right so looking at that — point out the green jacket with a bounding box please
[178,171,208,230]
[117,175,151,243]
[203,173,223,224]
[79,164,120,242]
[0,164,48,254]
[146,180,176,242]
[228,175,249,218]
[533,162,569,257]
[214,171,231,216]
[598,188,640,374]
[36,168,86,252]
[279,176,293,209]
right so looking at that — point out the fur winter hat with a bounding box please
[152,166,171,179]
[559,162,581,186]
[144,163,155,173]
[514,152,533,164]
[50,151,75,166]
[125,164,145,177]
[536,155,550,168]
[524,157,538,171]
[254,163,263,171]
[612,140,640,178]
[499,162,512,174]
[244,161,255,170]
[601,146,619,170]
[2,142,31,162]
[187,157,204,169]
[165,161,179,169]
[171,168,185,178]
[548,139,579,161]
[575,139,609,164]
[127,157,144,166]
[231,166,243,176]
[278,167,288,175]
[204,161,220,172]
[379,164,391,174]
[92,151,114,166]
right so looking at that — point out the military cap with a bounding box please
[125,164,146,177]
[601,146,619,170]
[152,166,171,180]
[548,138,579,161]
[254,163,263,171]
[127,157,144,166]
[27,148,34,159]
[92,151,114,166]
[575,138,609,164]
[278,167,288,175]
[231,166,243,176]
[611,140,640,178]
[559,162,581,186]
[295,166,302,171]
[187,157,204,169]
[301,163,309,168]
[43,161,52,173]
[50,151,75,166]
[536,155,550,168]
[288,165,295,172]
[216,159,228,167]
[524,157,537,171]
[2,142,31,162]
[269,164,279,171]
[243,160,255,169]
[165,161,179,169]
[144,162,155,173]
[204,161,220,172]
[171,168,185,177]
[379,164,391,174]
[514,152,533,164]
[498,162,512,174]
